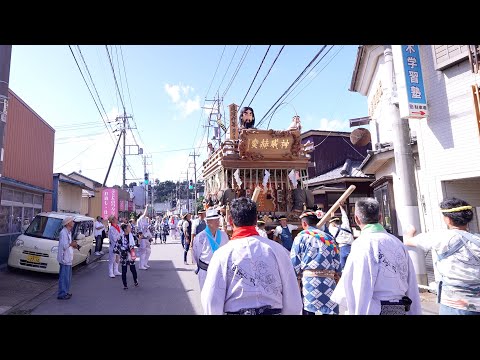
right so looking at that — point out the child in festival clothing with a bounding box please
[113,223,138,290]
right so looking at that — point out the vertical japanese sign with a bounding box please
[102,188,118,220]
[229,103,238,140]
[401,45,428,119]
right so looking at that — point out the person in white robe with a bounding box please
[328,203,355,271]
[108,215,123,278]
[192,207,229,291]
[201,197,303,315]
[255,220,268,238]
[330,198,422,315]
[404,197,480,315]
[138,231,151,270]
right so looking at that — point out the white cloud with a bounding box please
[318,117,350,132]
[164,83,201,118]
[165,84,181,103]
[180,96,201,117]
[182,85,194,96]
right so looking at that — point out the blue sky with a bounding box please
[9,45,367,186]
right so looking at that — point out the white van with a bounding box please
[8,212,95,274]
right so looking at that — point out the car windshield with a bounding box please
[24,216,63,240]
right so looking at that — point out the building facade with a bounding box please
[349,45,480,285]
[68,171,103,216]
[52,173,95,214]
[0,89,54,264]
[302,130,372,225]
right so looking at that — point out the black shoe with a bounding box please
[67,293,72,297]
[57,294,71,300]
[123,286,128,290]
[134,281,139,287]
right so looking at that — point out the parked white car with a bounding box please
[8,212,95,274]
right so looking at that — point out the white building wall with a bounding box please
[58,183,82,213]
[415,45,480,232]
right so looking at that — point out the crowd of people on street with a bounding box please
[55,195,480,316]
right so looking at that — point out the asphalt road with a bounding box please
[26,235,203,315]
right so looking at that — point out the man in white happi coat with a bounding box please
[108,215,123,278]
[192,207,229,291]
[330,198,422,315]
[201,197,303,315]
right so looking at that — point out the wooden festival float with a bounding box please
[202,104,315,236]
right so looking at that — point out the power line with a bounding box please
[264,45,336,129]
[256,45,328,128]
[189,47,229,172]
[114,46,126,108]
[222,45,251,98]
[55,130,112,171]
[76,46,110,122]
[283,45,342,104]
[105,45,126,111]
[248,45,285,107]
[215,46,239,97]
[68,45,116,145]
[205,45,226,98]
[238,45,271,109]
[119,46,146,152]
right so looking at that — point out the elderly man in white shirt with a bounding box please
[201,197,303,315]
[192,207,229,290]
[330,198,422,315]
[94,216,105,256]
[57,216,77,300]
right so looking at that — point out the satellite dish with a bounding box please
[350,128,371,147]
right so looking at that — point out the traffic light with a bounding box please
[144,173,149,185]
[147,184,152,196]
[189,180,193,190]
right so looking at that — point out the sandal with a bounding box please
[134,281,139,287]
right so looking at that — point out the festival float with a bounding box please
[202,104,315,236]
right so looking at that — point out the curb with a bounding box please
[2,252,106,315]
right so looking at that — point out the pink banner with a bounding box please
[128,201,133,211]
[102,188,118,220]
[119,200,125,211]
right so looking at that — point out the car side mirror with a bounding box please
[76,233,86,240]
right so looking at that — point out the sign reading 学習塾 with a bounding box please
[400,45,428,119]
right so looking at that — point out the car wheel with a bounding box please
[84,250,92,265]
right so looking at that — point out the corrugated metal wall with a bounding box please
[4,90,54,191]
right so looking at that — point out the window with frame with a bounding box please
[371,176,398,236]
[0,187,44,235]
[432,45,469,71]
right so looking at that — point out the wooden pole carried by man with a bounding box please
[316,185,356,228]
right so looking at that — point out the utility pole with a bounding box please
[122,110,126,188]
[186,168,189,214]
[142,154,152,208]
[384,45,427,285]
[0,45,12,178]
[189,150,199,215]
[103,131,123,187]
[202,96,225,149]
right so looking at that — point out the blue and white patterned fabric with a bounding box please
[291,226,341,314]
